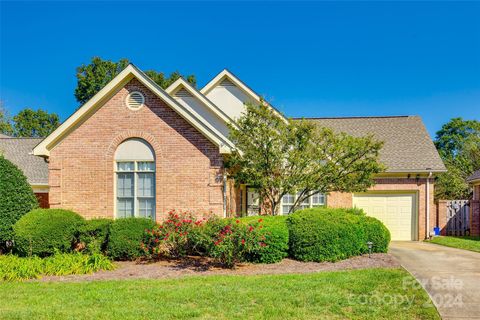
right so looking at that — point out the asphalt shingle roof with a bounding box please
[467,169,480,182]
[302,116,446,173]
[0,137,48,185]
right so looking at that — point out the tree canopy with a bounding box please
[434,117,480,199]
[12,108,60,137]
[74,57,196,105]
[226,103,384,215]
[0,106,59,138]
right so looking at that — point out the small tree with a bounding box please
[434,118,480,199]
[226,103,384,215]
[0,155,38,251]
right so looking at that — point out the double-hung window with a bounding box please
[115,139,155,220]
[281,191,325,215]
[116,161,155,219]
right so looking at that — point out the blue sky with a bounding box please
[1,1,479,137]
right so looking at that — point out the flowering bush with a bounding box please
[142,211,268,268]
[142,210,207,258]
[208,219,267,268]
[237,215,289,263]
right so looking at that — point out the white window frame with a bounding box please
[115,160,155,219]
[280,191,325,215]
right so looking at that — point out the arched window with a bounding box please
[115,138,155,219]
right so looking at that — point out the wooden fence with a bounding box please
[445,200,470,236]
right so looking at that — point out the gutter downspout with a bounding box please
[223,170,227,218]
[426,171,433,239]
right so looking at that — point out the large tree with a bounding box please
[75,57,196,105]
[226,103,384,215]
[434,118,480,199]
[12,108,60,137]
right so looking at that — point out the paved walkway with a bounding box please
[390,241,480,320]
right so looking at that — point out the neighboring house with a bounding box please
[467,170,480,236]
[0,136,49,207]
[467,169,480,201]
[29,64,446,240]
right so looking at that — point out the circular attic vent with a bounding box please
[126,91,145,110]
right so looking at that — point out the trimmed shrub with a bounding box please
[77,219,113,253]
[287,207,390,262]
[237,215,289,263]
[360,216,391,253]
[0,155,38,250]
[108,218,155,261]
[13,209,85,257]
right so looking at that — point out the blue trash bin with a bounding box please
[434,227,440,236]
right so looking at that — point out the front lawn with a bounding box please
[0,268,439,319]
[428,236,480,253]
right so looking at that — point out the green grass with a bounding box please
[427,236,480,253]
[0,268,439,319]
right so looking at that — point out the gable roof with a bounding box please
[0,137,48,185]
[33,64,234,157]
[467,169,480,183]
[166,77,236,126]
[201,69,286,121]
[201,69,262,101]
[303,116,446,173]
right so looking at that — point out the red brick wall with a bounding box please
[48,79,224,221]
[471,200,480,236]
[327,177,436,240]
[34,192,49,208]
[436,199,448,235]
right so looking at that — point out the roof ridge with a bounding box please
[295,115,415,120]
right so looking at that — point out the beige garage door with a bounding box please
[353,193,416,241]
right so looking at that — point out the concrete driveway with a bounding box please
[390,241,480,320]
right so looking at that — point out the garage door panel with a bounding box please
[353,193,416,241]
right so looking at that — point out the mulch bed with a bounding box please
[38,253,400,282]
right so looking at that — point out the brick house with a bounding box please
[28,64,446,240]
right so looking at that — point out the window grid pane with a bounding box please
[117,162,134,171]
[138,198,155,219]
[117,173,134,197]
[117,198,134,218]
[137,161,155,171]
[137,173,154,197]
[312,193,325,206]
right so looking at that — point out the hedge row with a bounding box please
[12,209,155,260]
[287,207,391,262]
[11,207,390,264]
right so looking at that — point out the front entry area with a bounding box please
[353,192,417,241]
